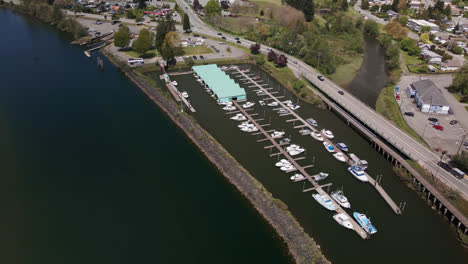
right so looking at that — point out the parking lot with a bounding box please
[397,75,467,154]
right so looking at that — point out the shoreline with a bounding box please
[101,48,330,264]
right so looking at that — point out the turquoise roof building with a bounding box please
[192,64,246,102]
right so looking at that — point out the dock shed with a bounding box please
[192,64,246,102]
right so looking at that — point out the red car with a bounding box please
[433,125,444,131]
[396,95,400,100]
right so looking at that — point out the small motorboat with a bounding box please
[313,172,329,182]
[323,142,335,153]
[172,80,178,86]
[275,159,291,167]
[259,100,265,106]
[267,101,279,107]
[321,129,334,139]
[312,194,336,211]
[230,114,246,121]
[289,147,305,156]
[290,174,305,181]
[348,166,368,182]
[271,131,285,139]
[306,118,318,127]
[241,69,249,72]
[289,104,300,110]
[223,105,236,111]
[279,138,291,144]
[336,143,348,152]
[242,101,255,109]
[282,100,292,104]
[333,152,346,162]
[253,76,260,80]
[221,66,228,71]
[286,144,301,152]
[277,108,288,115]
[354,212,377,235]
[299,129,311,135]
[241,126,258,132]
[311,131,323,141]
[238,122,253,128]
[331,190,351,208]
[280,165,296,172]
[333,214,354,230]
[181,91,189,98]
[256,90,265,95]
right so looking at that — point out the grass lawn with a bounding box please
[328,54,363,87]
[123,48,159,58]
[401,50,423,65]
[250,0,282,8]
[182,46,213,55]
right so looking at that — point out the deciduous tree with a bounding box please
[205,0,221,17]
[114,25,131,47]
[133,28,152,54]
[250,43,261,54]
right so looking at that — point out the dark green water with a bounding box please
[0,9,293,264]
[159,64,468,264]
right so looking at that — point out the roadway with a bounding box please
[176,0,468,198]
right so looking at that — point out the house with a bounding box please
[440,60,462,71]
[428,65,437,72]
[462,24,468,33]
[418,43,432,51]
[387,10,398,20]
[407,19,440,33]
[409,1,422,9]
[407,79,450,114]
[421,50,442,65]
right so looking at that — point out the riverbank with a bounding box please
[101,48,329,264]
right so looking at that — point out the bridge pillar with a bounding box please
[433,197,437,204]
[422,186,426,193]
[465,227,467,234]
[451,215,455,223]
[427,192,430,200]
[458,222,461,228]
[444,208,448,216]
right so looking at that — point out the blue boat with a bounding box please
[336,143,348,152]
[353,212,377,235]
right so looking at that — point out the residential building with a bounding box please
[387,10,398,20]
[407,19,440,33]
[421,50,442,65]
[409,1,422,9]
[407,79,450,114]
[440,60,463,71]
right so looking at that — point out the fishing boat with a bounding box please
[279,138,291,144]
[242,102,255,109]
[275,159,291,167]
[267,101,279,107]
[353,212,377,235]
[259,100,265,106]
[348,166,368,182]
[306,118,318,127]
[333,152,346,162]
[230,114,246,121]
[312,194,336,211]
[223,105,236,111]
[331,190,351,208]
[336,143,348,152]
[172,81,178,86]
[333,214,354,230]
[321,129,334,139]
[313,172,329,182]
[299,129,311,135]
[181,91,189,98]
[290,174,305,181]
[323,142,335,153]
[311,131,323,141]
[271,131,285,139]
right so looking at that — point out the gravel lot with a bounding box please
[397,74,467,154]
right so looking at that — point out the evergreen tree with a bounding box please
[361,0,370,9]
[391,0,399,12]
[285,0,314,21]
[138,0,146,9]
[193,0,201,11]
[133,28,152,54]
[183,13,191,32]
[341,0,348,11]
[114,25,131,47]
[260,9,264,16]
[205,0,221,17]
[444,5,451,19]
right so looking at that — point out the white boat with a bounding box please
[271,131,285,139]
[275,159,291,167]
[256,90,264,95]
[223,105,236,111]
[279,138,290,144]
[230,114,246,121]
[259,100,265,106]
[241,126,258,132]
[290,174,305,181]
[286,144,300,152]
[313,172,329,182]
[321,129,334,139]
[219,101,232,106]
[311,131,323,141]
[289,104,300,110]
[280,165,296,172]
[242,102,255,109]
[299,129,311,135]
[312,194,336,211]
[282,100,292,104]
[306,118,318,127]
[333,152,346,162]
[181,91,189,98]
[348,166,368,182]
[238,122,254,128]
[172,80,178,86]
[331,190,351,208]
[289,148,305,156]
[333,214,354,230]
[267,101,279,107]
[277,108,288,114]
[323,142,335,153]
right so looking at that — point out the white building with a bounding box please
[407,19,440,33]
[421,50,442,65]
[407,79,450,114]
[440,60,462,71]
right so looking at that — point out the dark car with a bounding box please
[404,112,414,117]
[464,141,468,146]
[193,34,200,37]
[428,117,438,122]
[200,55,204,60]
[192,55,198,60]
[438,162,452,173]
[236,40,241,44]
[221,36,226,40]
[111,20,120,25]
[317,75,325,81]
[450,120,458,125]
[217,32,222,36]
[235,37,240,40]
[338,91,344,95]
[96,20,103,25]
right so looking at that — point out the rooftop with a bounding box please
[192,64,246,101]
[411,79,449,106]
[408,19,439,28]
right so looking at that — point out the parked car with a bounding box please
[235,37,240,40]
[221,36,226,40]
[395,95,400,100]
[111,20,120,25]
[96,20,103,25]
[317,75,325,81]
[404,112,414,117]
[267,47,272,51]
[338,91,344,95]
[193,34,200,37]
[192,55,198,60]
[428,117,438,122]
[450,120,458,125]
[217,32,222,36]
[236,40,241,44]
[136,22,143,25]
[293,61,298,64]
[433,125,444,131]
[200,55,205,60]
[438,162,452,173]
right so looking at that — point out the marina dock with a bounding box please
[235,69,402,215]
[232,101,369,239]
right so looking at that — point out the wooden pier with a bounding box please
[232,100,369,240]
[166,82,196,112]
[168,71,193,76]
[236,69,402,216]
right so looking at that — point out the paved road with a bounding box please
[176,0,468,197]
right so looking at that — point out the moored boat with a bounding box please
[259,100,265,106]
[279,138,291,144]
[313,172,329,182]
[336,143,348,152]
[299,129,311,135]
[181,91,189,98]
[172,80,178,86]
[323,142,335,153]
[270,130,285,139]
[353,212,377,235]
[230,113,246,121]
[242,101,255,109]
[321,129,334,139]
[280,165,296,172]
[333,214,354,230]
[312,194,336,211]
[333,152,346,162]
[267,101,279,107]
[311,131,323,141]
[348,166,368,182]
[275,159,291,167]
[223,105,236,111]
[306,118,318,127]
[290,173,305,181]
[331,190,351,208]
